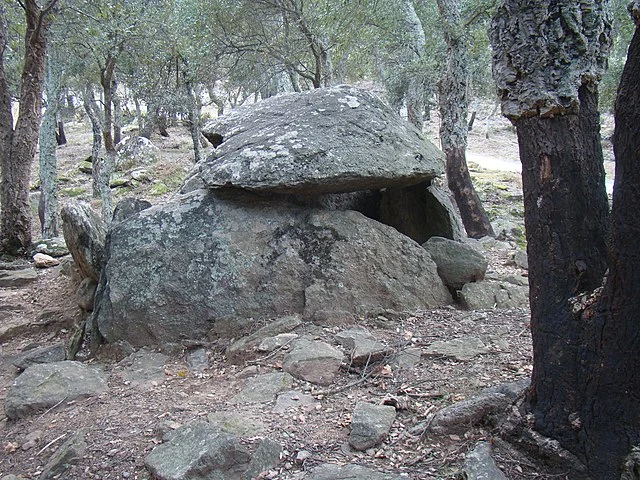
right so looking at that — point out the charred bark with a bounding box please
[437,0,494,239]
[579,25,640,478]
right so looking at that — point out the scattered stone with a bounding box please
[33,253,60,268]
[12,344,66,371]
[334,328,391,367]
[306,463,404,480]
[109,177,130,188]
[61,202,107,282]
[186,348,209,372]
[272,390,317,414]
[21,430,43,451]
[424,336,490,361]
[79,160,93,174]
[513,249,528,270]
[460,280,529,309]
[282,339,343,386]
[295,450,312,465]
[226,315,302,363]
[144,422,250,480]
[38,431,87,480]
[76,277,97,311]
[2,475,25,480]
[422,236,488,290]
[4,362,108,420]
[116,136,159,170]
[197,85,443,195]
[33,238,69,257]
[392,347,422,371]
[234,365,259,380]
[257,333,299,353]
[243,438,282,480]
[428,380,528,435]
[231,372,294,404]
[463,442,508,480]
[112,198,152,224]
[117,350,168,387]
[349,402,396,451]
[0,269,37,288]
[207,411,267,437]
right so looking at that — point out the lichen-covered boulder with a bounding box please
[92,189,451,347]
[61,202,107,282]
[195,85,444,195]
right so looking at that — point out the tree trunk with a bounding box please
[184,77,202,163]
[437,0,494,239]
[0,0,59,255]
[112,76,122,145]
[82,85,103,199]
[99,56,117,222]
[515,85,609,451]
[55,119,66,145]
[579,24,640,478]
[403,0,426,131]
[38,47,63,238]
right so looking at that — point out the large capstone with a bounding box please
[196,85,444,195]
[92,189,451,347]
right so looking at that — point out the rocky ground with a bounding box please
[0,104,615,479]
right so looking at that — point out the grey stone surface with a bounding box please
[61,202,107,282]
[33,253,60,268]
[305,464,405,480]
[186,348,209,371]
[226,315,302,363]
[422,236,488,290]
[0,268,37,288]
[424,336,490,361]
[460,280,529,310]
[76,277,98,312]
[464,442,508,480]
[144,421,250,480]
[12,344,66,371]
[117,351,168,387]
[5,362,108,419]
[243,438,282,480]
[93,189,450,347]
[207,411,266,437]
[112,197,152,224]
[116,136,159,170]
[272,390,317,414]
[257,333,299,353]
[392,347,422,370]
[334,328,391,367]
[283,339,343,386]
[38,431,87,480]
[196,85,443,195]
[513,249,528,270]
[231,372,294,404]
[32,237,69,257]
[349,402,397,451]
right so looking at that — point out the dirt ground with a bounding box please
[0,104,614,479]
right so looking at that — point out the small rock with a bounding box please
[295,450,312,464]
[391,347,422,370]
[33,253,60,269]
[21,430,43,451]
[306,463,404,480]
[207,411,267,437]
[243,438,282,480]
[12,344,66,371]
[349,402,396,451]
[459,280,528,310]
[272,390,317,414]
[282,339,343,386]
[38,431,87,480]
[185,348,209,372]
[334,328,391,367]
[513,249,528,270]
[422,236,488,289]
[112,198,152,224]
[463,441,508,480]
[0,269,37,288]
[257,333,299,352]
[424,336,489,361]
[144,422,250,480]
[227,315,302,363]
[33,238,69,257]
[234,365,259,380]
[231,372,294,404]
[118,351,168,387]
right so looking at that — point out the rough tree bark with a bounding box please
[490,0,614,475]
[437,0,494,239]
[99,55,117,221]
[38,47,63,238]
[402,0,426,130]
[183,69,202,163]
[579,9,640,477]
[0,0,59,255]
[82,84,103,199]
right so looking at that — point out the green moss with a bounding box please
[60,187,87,197]
[149,182,169,196]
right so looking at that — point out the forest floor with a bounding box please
[0,103,616,479]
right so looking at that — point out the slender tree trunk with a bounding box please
[112,76,122,145]
[0,0,59,255]
[437,0,494,238]
[82,85,103,199]
[55,118,66,145]
[403,0,426,131]
[579,23,640,478]
[38,47,63,238]
[184,76,202,163]
[99,56,117,222]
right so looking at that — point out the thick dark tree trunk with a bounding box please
[515,85,609,451]
[55,119,66,145]
[578,26,640,478]
[437,0,494,239]
[0,0,59,255]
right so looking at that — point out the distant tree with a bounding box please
[0,0,60,255]
[436,0,494,238]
